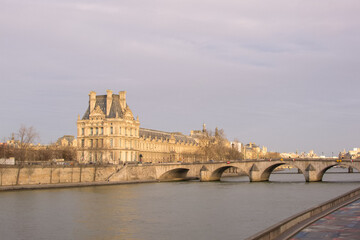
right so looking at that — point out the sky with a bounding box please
[1,0,359,155]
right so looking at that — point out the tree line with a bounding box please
[192,127,280,161]
[1,125,76,162]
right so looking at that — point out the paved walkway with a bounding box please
[291,199,360,240]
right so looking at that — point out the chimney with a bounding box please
[119,91,127,110]
[106,89,113,116]
[89,91,96,113]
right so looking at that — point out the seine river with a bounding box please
[0,168,359,240]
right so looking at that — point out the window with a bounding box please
[130,128,133,136]
[110,139,113,147]
[95,139,98,148]
[130,140,132,149]
[81,139,84,148]
[119,127,122,135]
[125,127,127,136]
[96,127,98,135]
[100,139,103,147]
[101,127,104,135]
[81,128,84,135]
[90,128,93,135]
[90,139,93,148]
[110,127,113,135]
[119,139,121,147]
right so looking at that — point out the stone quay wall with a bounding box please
[0,164,160,187]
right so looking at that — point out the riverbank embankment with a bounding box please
[0,164,157,190]
[246,186,360,240]
[0,163,246,191]
[0,179,157,191]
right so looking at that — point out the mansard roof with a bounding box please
[139,128,197,144]
[82,94,125,120]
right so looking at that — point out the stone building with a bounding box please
[77,90,199,164]
[338,148,360,159]
[56,135,77,147]
[138,128,199,163]
[242,142,267,159]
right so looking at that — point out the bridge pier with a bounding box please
[199,166,220,182]
[249,171,269,182]
[304,171,322,182]
[200,170,211,182]
[249,163,275,182]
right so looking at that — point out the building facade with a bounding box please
[242,142,267,159]
[57,135,77,147]
[77,90,199,164]
[139,128,199,163]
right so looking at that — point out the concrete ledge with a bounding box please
[245,186,360,240]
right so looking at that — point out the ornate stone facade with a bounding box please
[77,90,199,164]
[139,128,199,163]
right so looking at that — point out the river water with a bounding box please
[0,168,359,240]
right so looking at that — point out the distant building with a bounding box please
[339,148,360,159]
[280,152,299,159]
[6,134,20,148]
[281,150,319,159]
[190,123,207,138]
[242,142,267,159]
[57,135,77,147]
[139,128,198,163]
[230,142,242,152]
[77,90,199,164]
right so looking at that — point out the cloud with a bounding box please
[0,0,359,154]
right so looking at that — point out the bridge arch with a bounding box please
[159,168,190,181]
[209,166,242,181]
[317,164,360,182]
[251,162,306,182]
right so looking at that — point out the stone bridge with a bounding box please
[150,158,360,182]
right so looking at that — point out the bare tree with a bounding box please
[196,128,242,161]
[16,125,39,162]
[227,140,243,160]
[18,126,38,146]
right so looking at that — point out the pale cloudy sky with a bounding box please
[1,0,359,155]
